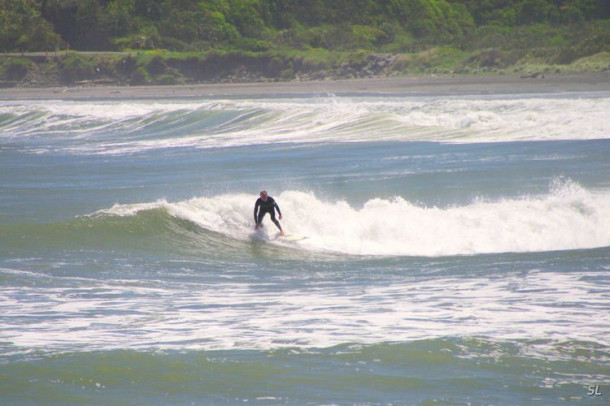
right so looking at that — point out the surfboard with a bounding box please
[280,233,307,242]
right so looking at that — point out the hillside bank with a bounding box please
[1,49,609,89]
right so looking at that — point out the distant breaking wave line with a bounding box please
[1,94,609,155]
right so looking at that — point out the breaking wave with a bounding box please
[1,94,609,155]
[84,178,610,257]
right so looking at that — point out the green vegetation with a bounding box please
[1,0,608,86]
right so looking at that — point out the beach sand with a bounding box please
[0,73,608,100]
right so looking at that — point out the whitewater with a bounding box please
[1,89,609,405]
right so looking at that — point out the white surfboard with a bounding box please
[280,233,307,242]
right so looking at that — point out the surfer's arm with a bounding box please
[274,202,282,218]
[253,200,260,224]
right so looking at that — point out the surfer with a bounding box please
[254,190,284,236]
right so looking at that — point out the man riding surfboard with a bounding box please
[254,190,285,236]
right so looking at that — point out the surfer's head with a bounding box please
[260,190,268,201]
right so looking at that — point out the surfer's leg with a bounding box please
[269,211,283,232]
[256,211,266,227]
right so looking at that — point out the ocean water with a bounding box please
[1,88,609,405]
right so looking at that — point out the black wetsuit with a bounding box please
[254,196,283,231]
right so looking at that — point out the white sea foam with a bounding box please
[2,266,608,352]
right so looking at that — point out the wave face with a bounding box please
[1,93,609,155]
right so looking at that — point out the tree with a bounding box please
[0,0,61,51]
[105,0,136,38]
[517,0,556,24]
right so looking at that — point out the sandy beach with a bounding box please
[1,73,608,100]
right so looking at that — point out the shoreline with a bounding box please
[0,72,609,100]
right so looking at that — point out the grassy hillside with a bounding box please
[1,0,608,86]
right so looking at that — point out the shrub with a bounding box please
[0,58,32,81]
[58,53,96,83]
[130,66,150,85]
